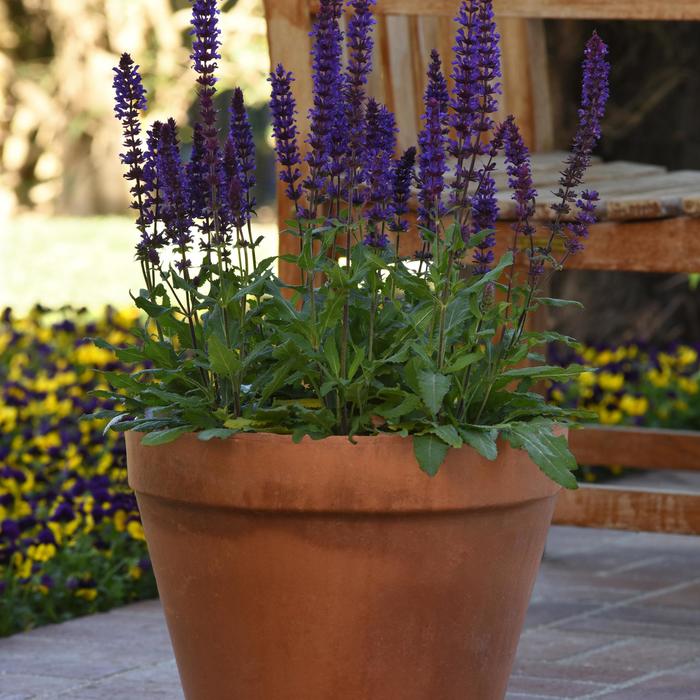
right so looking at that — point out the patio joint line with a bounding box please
[521,574,700,637]
[594,554,667,577]
[575,655,700,699]
[33,658,178,699]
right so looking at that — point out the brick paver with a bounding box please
[1,526,699,699]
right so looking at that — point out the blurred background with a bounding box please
[0,0,277,312]
[1,2,699,339]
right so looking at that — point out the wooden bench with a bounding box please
[263,0,700,534]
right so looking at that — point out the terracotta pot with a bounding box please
[126,431,560,700]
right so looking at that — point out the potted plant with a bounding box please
[101,0,609,697]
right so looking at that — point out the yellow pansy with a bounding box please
[598,372,624,392]
[619,395,648,417]
[677,346,698,367]
[127,521,146,541]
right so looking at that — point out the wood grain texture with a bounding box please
[263,0,313,288]
[311,1,700,20]
[570,426,700,471]
[553,487,700,535]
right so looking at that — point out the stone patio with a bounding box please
[1,525,699,699]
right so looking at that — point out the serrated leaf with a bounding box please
[377,394,421,419]
[197,428,235,441]
[224,417,255,430]
[536,297,584,309]
[413,434,450,477]
[458,427,498,460]
[502,364,586,381]
[208,334,240,379]
[430,424,462,448]
[417,371,451,415]
[503,421,578,489]
[140,426,189,446]
[444,351,482,374]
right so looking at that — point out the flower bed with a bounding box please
[549,341,700,480]
[0,306,156,637]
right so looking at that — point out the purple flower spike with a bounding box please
[186,123,209,221]
[222,139,247,235]
[566,190,599,255]
[157,119,193,269]
[363,226,390,249]
[449,1,502,202]
[365,99,397,157]
[190,0,222,209]
[389,147,416,235]
[418,83,447,233]
[268,65,303,207]
[230,88,256,192]
[112,54,151,236]
[501,116,536,240]
[426,50,449,119]
[552,32,610,218]
[345,0,376,97]
[344,0,376,188]
[304,0,344,210]
[229,88,257,225]
[471,171,498,274]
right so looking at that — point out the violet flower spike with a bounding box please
[186,123,210,223]
[501,115,536,241]
[112,54,151,237]
[565,190,599,257]
[470,171,498,274]
[449,1,502,205]
[230,88,256,194]
[417,54,448,237]
[388,147,416,236]
[304,0,344,213]
[426,49,449,120]
[343,0,376,198]
[268,65,303,209]
[157,119,193,271]
[190,0,223,218]
[550,32,609,223]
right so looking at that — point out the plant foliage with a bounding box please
[104,0,610,487]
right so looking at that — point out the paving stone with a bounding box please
[0,673,78,698]
[507,674,607,698]
[4,526,700,699]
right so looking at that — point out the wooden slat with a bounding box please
[498,18,537,149]
[384,14,420,152]
[263,0,313,288]
[554,486,700,535]
[311,1,700,21]
[570,426,700,471]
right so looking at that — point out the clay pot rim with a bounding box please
[126,430,561,514]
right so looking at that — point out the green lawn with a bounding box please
[1,216,278,313]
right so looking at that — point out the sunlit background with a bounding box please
[0,0,275,312]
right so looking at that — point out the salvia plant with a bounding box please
[100,0,610,485]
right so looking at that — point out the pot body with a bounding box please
[126,432,560,700]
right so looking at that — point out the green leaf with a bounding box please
[413,434,450,477]
[323,335,341,376]
[444,351,482,374]
[208,334,240,379]
[458,427,498,460]
[224,417,255,430]
[417,371,451,415]
[503,421,578,489]
[501,364,587,381]
[197,428,235,441]
[140,426,189,446]
[535,297,584,310]
[430,424,462,448]
[377,394,421,419]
